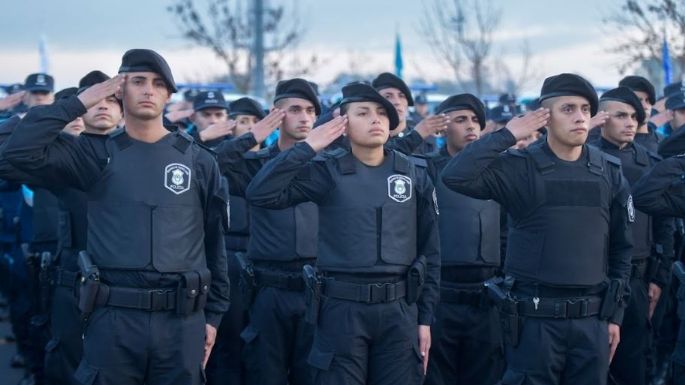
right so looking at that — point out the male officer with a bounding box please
[590,87,674,385]
[618,76,659,152]
[189,91,231,146]
[658,90,685,158]
[246,82,440,385]
[423,93,504,385]
[441,73,634,385]
[373,72,447,154]
[211,79,320,385]
[22,73,55,111]
[3,49,230,385]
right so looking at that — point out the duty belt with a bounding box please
[96,286,177,311]
[322,278,406,304]
[440,285,489,307]
[53,268,79,289]
[505,296,602,319]
[254,269,305,291]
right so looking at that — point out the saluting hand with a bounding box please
[414,114,451,138]
[304,115,347,152]
[506,108,550,141]
[0,91,26,111]
[251,109,285,143]
[589,111,609,128]
[77,75,125,110]
[199,120,236,143]
[203,323,217,369]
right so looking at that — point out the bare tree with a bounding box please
[167,0,307,94]
[604,0,685,77]
[493,40,541,95]
[419,0,501,95]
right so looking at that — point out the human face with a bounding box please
[234,114,259,136]
[378,87,409,123]
[82,95,122,134]
[671,108,685,130]
[192,108,228,131]
[276,98,316,141]
[118,72,171,120]
[344,101,390,148]
[62,117,85,136]
[633,90,652,119]
[24,91,53,108]
[601,100,638,147]
[445,109,481,153]
[545,96,591,148]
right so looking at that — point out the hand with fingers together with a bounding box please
[590,111,609,128]
[251,109,286,144]
[199,120,236,143]
[506,108,550,141]
[77,75,125,110]
[415,114,451,138]
[0,91,26,111]
[304,115,348,152]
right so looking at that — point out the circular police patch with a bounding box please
[388,174,412,203]
[164,163,191,195]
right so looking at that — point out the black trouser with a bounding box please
[44,283,82,385]
[500,316,609,385]
[74,307,206,385]
[609,275,650,385]
[241,285,314,385]
[308,296,424,385]
[206,249,247,385]
[424,288,504,385]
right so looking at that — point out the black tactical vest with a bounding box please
[505,144,615,287]
[317,150,418,273]
[431,153,501,267]
[87,130,206,273]
[246,146,318,261]
[31,187,60,249]
[53,187,88,271]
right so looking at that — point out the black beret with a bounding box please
[24,73,54,92]
[664,81,685,98]
[618,75,655,105]
[193,91,227,112]
[229,97,265,120]
[118,49,177,93]
[666,91,685,111]
[539,73,598,115]
[273,78,321,115]
[371,72,414,106]
[435,93,486,129]
[340,82,400,130]
[54,87,79,101]
[488,105,516,124]
[79,71,110,89]
[600,86,646,126]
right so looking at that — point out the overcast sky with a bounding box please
[1,0,630,95]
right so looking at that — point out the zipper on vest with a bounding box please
[376,207,382,263]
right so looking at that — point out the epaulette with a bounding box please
[173,130,193,154]
[408,154,428,168]
[603,153,622,167]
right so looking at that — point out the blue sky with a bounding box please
[1,0,630,94]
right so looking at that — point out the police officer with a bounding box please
[618,76,659,152]
[212,79,319,385]
[204,97,265,385]
[423,94,504,385]
[441,73,634,385]
[589,87,674,385]
[373,73,447,154]
[3,49,230,385]
[658,89,685,158]
[188,91,231,146]
[245,81,440,385]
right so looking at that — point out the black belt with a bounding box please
[97,286,177,311]
[440,285,488,307]
[631,259,648,280]
[322,278,406,304]
[507,296,602,319]
[254,269,305,291]
[53,268,79,289]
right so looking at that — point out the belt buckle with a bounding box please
[371,283,395,303]
[150,289,171,311]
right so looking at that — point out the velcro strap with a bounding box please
[516,296,602,318]
[322,279,407,303]
[254,269,305,291]
[103,287,177,311]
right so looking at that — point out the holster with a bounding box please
[406,255,426,304]
[303,264,321,325]
[488,276,521,347]
[78,278,108,316]
[599,279,623,320]
[235,252,257,307]
[177,270,211,316]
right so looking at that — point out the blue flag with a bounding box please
[663,35,672,86]
[394,33,404,79]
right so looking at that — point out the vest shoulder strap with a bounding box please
[527,144,555,175]
[173,131,193,154]
[393,150,411,174]
[109,128,133,151]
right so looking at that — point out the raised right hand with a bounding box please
[77,75,125,110]
[506,108,550,141]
